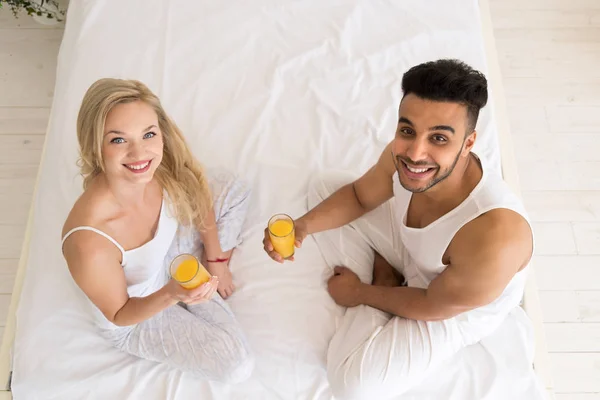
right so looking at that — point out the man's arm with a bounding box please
[298,141,397,235]
[356,209,533,321]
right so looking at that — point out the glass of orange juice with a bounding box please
[169,253,212,290]
[268,214,296,260]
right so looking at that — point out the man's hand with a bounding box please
[327,266,364,307]
[262,142,397,264]
[263,218,308,263]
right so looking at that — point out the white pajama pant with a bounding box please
[308,172,478,400]
[102,170,254,383]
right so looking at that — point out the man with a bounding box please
[263,59,534,399]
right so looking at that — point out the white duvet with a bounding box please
[10,0,545,399]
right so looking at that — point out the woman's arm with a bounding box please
[112,287,177,326]
[198,206,228,261]
[113,278,218,326]
[63,231,218,327]
[197,205,238,298]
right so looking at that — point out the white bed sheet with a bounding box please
[10,0,546,399]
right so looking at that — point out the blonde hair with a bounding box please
[76,78,212,230]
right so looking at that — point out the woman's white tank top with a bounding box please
[61,196,179,330]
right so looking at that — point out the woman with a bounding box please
[61,78,254,383]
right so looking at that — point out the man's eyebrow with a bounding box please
[398,117,413,126]
[429,125,455,134]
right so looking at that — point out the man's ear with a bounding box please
[463,130,477,155]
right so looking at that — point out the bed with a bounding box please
[0,0,555,398]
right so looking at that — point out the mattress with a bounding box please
[8,0,546,398]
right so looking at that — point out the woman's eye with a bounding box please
[143,132,156,139]
[110,137,125,144]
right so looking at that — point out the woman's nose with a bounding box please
[127,141,146,159]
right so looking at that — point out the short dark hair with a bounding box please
[401,59,488,133]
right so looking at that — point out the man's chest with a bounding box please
[405,200,449,229]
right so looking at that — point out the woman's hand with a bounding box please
[164,276,219,305]
[205,262,235,299]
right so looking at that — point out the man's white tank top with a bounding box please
[392,153,533,344]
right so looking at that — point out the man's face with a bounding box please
[392,94,475,193]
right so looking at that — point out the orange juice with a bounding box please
[268,215,295,259]
[170,254,211,289]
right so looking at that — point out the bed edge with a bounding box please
[0,106,50,397]
[477,0,555,398]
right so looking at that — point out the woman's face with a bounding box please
[101,100,164,185]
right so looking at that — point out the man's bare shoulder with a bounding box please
[428,208,533,312]
[449,208,533,272]
[351,141,398,211]
[376,141,398,177]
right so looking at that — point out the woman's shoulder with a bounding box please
[61,189,125,270]
[61,185,121,248]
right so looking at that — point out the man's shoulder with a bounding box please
[449,208,533,267]
[374,141,398,177]
[444,158,533,273]
[475,169,525,207]
[469,208,530,240]
[469,166,532,238]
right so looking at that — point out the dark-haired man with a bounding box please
[263,59,535,398]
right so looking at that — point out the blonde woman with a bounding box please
[61,78,254,382]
